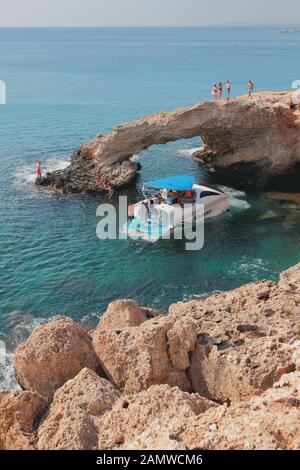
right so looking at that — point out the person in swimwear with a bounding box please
[218,82,223,99]
[247,80,255,98]
[212,84,218,101]
[226,80,231,101]
[36,161,42,179]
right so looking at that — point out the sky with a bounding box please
[0,0,299,27]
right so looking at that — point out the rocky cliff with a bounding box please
[1,262,300,450]
[37,91,300,193]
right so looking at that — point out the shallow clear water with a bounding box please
[1,27,300,366]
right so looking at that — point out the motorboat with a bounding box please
[123,175,229,242]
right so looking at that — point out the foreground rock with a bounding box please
[4,261,300,450]
[0,391,46,450]
[180,371,300,450]
[38,368,120,450]
[96,299,160,331]
[37,91,300,192]
[98,385,216,450]
[92,316,196,394]
[190,336,295,403]
[14,317,100,401]
[167,263,300,403]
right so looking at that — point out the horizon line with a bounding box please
[0,22,299,29]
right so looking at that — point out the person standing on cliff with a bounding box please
[218,81,223,99]
[226,80,231,101]
[247,80,255,98]
[36,161,42,179]
[212,84,218,100]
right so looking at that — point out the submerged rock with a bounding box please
[267,192,300,204]
[14,317,100,401]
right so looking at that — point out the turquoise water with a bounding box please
[1,27,300,354]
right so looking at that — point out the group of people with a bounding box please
[128,189,195,220]
[212,81,231,101]
[212,80,255,101]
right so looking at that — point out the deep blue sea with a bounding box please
[1,26,300,385]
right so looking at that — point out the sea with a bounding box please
[1,26,300,387]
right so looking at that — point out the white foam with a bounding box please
[131,153,140,162]
[229,257,272,279]
[175,146,204,157]
[219,186,250,209]
[0,311,55,390]
[0,350,19,390]
[182,290,220,302]
[219,186,246,197]
[14,155,70,189]
[228,198,251,209]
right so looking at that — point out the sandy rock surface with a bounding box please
[37,368,120,450]
[14,317,100,401]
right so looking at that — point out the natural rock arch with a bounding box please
[38,91,300,192]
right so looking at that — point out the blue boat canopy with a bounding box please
[144,175,196,191]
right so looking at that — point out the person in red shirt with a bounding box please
[247,80,255,98]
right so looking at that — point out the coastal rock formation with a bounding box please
[190,336,295,403]
[96,299,160,331]
[0,390,47,450]
[38,368,120,450]
[2,261,300,450]
[98,385,216,450]
[37,91,300,192]
[92,316,196,394]
[167,263,300,403]
[14,317,100,401]
[180,371,300,450]
[169,277,300,346]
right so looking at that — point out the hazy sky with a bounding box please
[0,0,299,27]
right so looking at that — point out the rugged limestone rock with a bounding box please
[0,390,47,450]
[38,368,120,450]
[96,299,159,331]
[37,92,300,192]
[166,263,300,403]
[92,316,196,394]
[14,317,100,401]
[190,336,296,403]
[38,159,140,194]
[98,384,216,450]
[279,261,300,295]
[3,261,300,450]
[169,265,300,346]
[180,371,300,450]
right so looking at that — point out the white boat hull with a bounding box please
[123,182,229,242]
